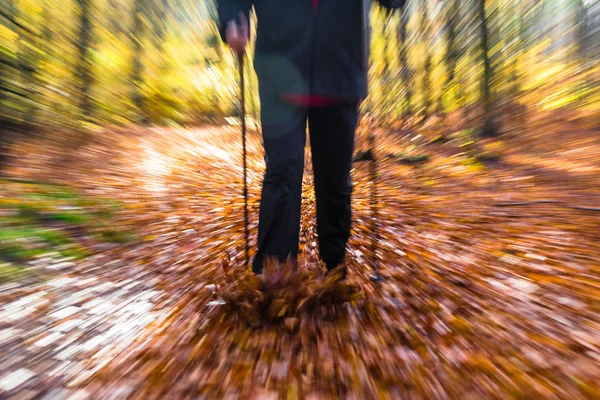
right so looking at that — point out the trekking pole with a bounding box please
[368,125,384,283]
[238,53,250,270]
[361,0,383,283]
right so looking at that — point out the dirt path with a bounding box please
[1,125,599,399]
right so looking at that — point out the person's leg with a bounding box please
[252,96,308,274]
[308,104,358,274]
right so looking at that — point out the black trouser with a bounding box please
[252,96,358,273]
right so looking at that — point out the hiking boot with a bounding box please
[326,264,347,281]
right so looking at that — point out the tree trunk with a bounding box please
[423,55,432,121]
[131,0,147,123]
[153,0,168,50]
[248,13,259,123]
[76,0,94,122]
[0,23,8,132]
[6,0,36,127]
[0,3,12,171]
[420,0,431,123]
[0,129,15,173]
[25,2,43,127]
[398,4,412,126]
[40,0,53,124]
[381,14,393,125]
[1,0,26,171]
[108,0,125,35]
[152,0,170,123]
[574,0,591,110]
[511,0,525,124]
[444,0,461,119]
[478,0,497,137]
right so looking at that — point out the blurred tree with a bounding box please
[40,0,54,119]
[108,0,127,35]
[575,0,586,59]
[420,0,432,122]
[443,0,461,119]
[398,2,412,125]
[76,0,95,123]
[0,0,598,132]
[510,0,526,124]
[0,2,17,169]
[10,0,28,125]
[2,0,33,127]
[146,0,171,123]
[152,0,168,51]
[23,0,43,127]
[131,0,147,123]
[583,0,600,59]
[477,0,496,137]
[380,12,394,125]
[574,0,592,108]
[0,7,10,129]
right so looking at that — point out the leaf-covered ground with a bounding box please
[0,123,599,399]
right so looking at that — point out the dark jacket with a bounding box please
[216,0,405,103]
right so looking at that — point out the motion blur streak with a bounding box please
[1,0,599,399]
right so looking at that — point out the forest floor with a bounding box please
[0,120,599,399]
